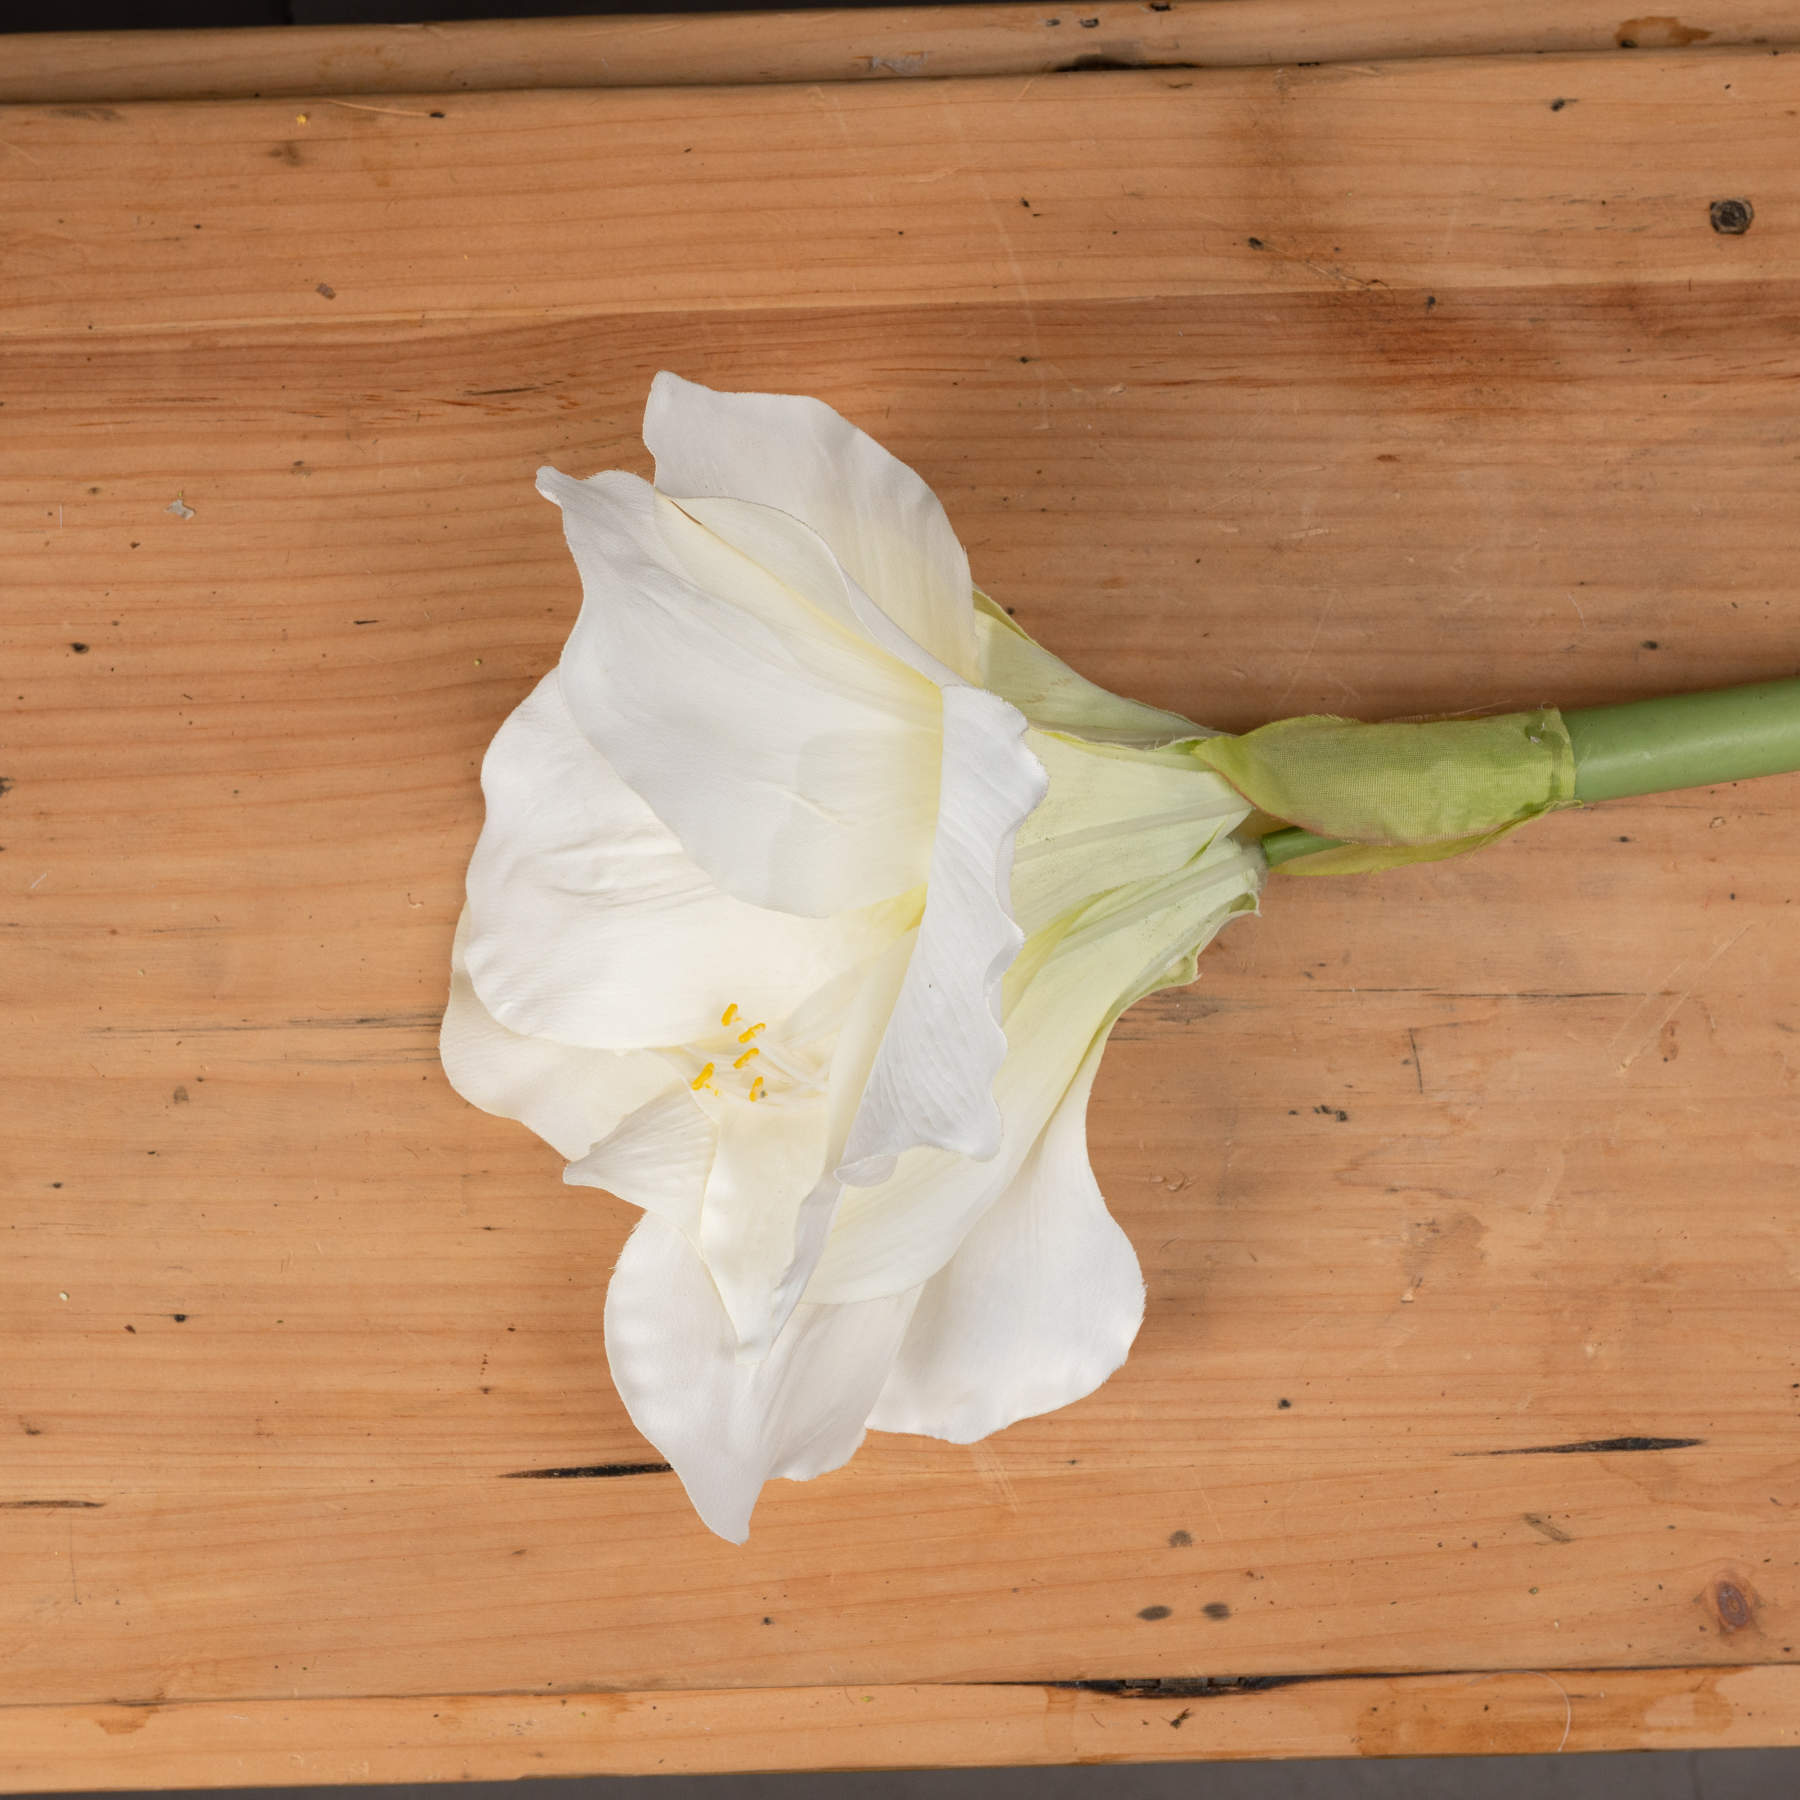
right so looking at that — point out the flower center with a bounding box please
[684,1001,814,1106]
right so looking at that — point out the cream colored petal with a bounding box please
[973,597,1206,744]
[808,839,1264,1304]
[604,1211,920,1543]
[644,371,980,681]
[653,495,1050,1174]
[542,466,940,915]
[1011,728,1250,935]
[867,1036,1142,1442]
[839,686,1047,1175]
[563,1089,714,1241]
[695,1094,835,1364]
[439,910,675,1161]
[462,671,914,1051]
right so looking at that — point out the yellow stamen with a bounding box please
[748,1076,765,1103]
[732,1048,760,1070]
[720,1002,739,1026]
[690,1062,715,1091]
[737,1021,766,1043]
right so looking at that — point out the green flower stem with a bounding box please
[1562,677,1800,803]
[1258,676,1800,870]
[1260,825,1348,868]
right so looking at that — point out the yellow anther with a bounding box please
[720,1002,739,1026]
[748,1076,766,1103]
[732,1048,760,1070]
[690,1062,715,1091]
[737,1021,766,1043]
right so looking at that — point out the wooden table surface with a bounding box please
[4,6,1800,1786]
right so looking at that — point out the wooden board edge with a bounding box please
[2,1666,1795,1789]
[2,2,1797,106]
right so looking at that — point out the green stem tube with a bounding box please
[1562,677,1800,803]
[1258,676,1800,870]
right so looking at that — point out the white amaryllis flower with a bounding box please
[442,374,1263,1541]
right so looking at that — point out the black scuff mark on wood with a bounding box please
[1032,1675,1332,1699]
[1467,1435,1703,1457]
[504,1462,672,1480]
[0,1499,106,1509]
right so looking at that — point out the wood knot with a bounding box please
[1713,1578,1754,1632]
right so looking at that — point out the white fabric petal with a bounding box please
[839,686,1047,1175]
[648,494,1052,1175]
[644,371,980,682]
[1011,729,1250,936]
[564,1089,714,1239]
[439,911,675,1161]
[604,1211,920,1543]
[668,492,966,690]
[463,671,915,1050]
[695,1095,834,1362]
[867,1037,1142,1441]
[973,598,1206,744]
[809,839,1264,1304]
[687,929,920,1362]
[542,466,941,916]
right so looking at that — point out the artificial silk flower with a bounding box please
[442,373,1263,1541]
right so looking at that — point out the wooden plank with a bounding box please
[4,1667,1798,1789]
[4,47,1799,1778]
[2,2,1797,105]
[0,1442,1792,1698]
[3,53,1797,340]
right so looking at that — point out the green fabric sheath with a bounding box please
[1257,678,1800,871]
[1192,707,1575,858]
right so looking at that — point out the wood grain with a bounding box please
[2,43,1798,1780]
[3,1668,1797,1790]
[3,1,1797,105]
[4,55,1798,340]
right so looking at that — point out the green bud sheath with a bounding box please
[1256,676,1800,873]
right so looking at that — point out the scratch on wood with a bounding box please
[0,1499,106,1509]
[1522,1512,1575,1543]
[1611,926,1751,1073]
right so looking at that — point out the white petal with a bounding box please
[667,492,966,690]
[463,671,915,1050]
[644,371,980,682]
[973,598,1206,744]
[687,928,921,1361]
[647,497,1052,1175]
[604,1212,919,1543]
[695,1094,834,1362]
[809,839,1264,1304]
[867,1038,1142,1441]
[564,1089,714,1239]
[1011,729,1250,935]
[439,911,675,1161]
[840,686,1047,1175]
[542,466,940,915]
